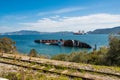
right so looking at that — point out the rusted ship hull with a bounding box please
[34,40,91,48]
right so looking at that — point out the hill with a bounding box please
[88,26,120,34]
[0,30,73,35]
[1,30,41,35]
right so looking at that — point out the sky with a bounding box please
[0,0,120,33]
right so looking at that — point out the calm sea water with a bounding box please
[0,34,109,56]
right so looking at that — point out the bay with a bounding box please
[0,34,109,56]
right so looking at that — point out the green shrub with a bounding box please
[51,54,68,61]
[0,37,16,53]
[52,47,108,65]
[28,49,38,57]
[68,52,87,63]
[106,35,120,66]
[3,72,19,80]
[38,54,50,59]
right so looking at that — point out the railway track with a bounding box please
[0,53,120,80]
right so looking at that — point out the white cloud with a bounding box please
[38,7,84,16]
[20,13,120,32]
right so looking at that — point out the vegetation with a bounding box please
[106,35,120,66]
[52,47,108,65]
[0,51,119,80]
[1,71,73,80]
[52,54,68,61]
[52,35,120,66]
[28,49,38,57]
[0,36,120,66]
[28,49,49,58]
[0,37,16,53]
[0,36,120,80]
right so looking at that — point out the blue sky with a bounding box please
[0,0,120,32]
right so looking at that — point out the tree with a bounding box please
[28,49,38,57]
[107,35,120,66]
[0,37,16,53]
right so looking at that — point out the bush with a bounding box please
[51,47,108,65]
[51,54,68,61]
[68,52,87,63]
[28,49,38,57]
[3,72,19,80]
[87,47,108,65]
[38,54,50,59]
[0,37,16,53]
[106,35,120,66]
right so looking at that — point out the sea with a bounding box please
[0,34,109,56]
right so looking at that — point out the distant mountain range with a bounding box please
[0,30,73,35]
[88,26,120,34]
[1,26,120,35]
[1,30,41,35]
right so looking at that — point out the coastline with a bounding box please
[0,34,109,55]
